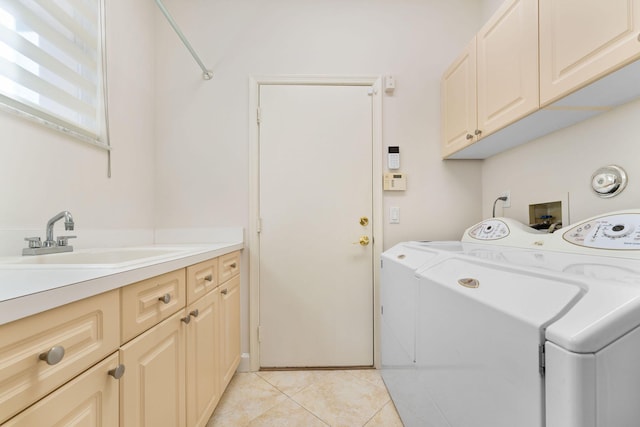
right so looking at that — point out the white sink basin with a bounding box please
[0,246,202,268]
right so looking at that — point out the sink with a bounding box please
[0,246,202,268]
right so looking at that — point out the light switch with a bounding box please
[390,207,400,224]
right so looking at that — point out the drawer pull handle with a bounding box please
[466,133,473,140]
[39,346,65,365]
[158,293,171,304]
[229,262,237,269]
[221,289,228,295]
[190,309,199,318]
[181,315,191,324]
[108,364,126,380]
[204,274,213,282]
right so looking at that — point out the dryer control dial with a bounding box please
[467,219,510,240]
[563,214,640,249]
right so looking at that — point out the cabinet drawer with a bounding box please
[0,290,119,424]
[218,251,240,283]
[186,258,218,305]
[2,352,120,427]
[121,269,186,343]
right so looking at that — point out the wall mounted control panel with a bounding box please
[388,146,400,170]
[563,213,640,249]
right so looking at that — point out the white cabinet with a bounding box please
[442,0,538,158]
[540,0,640,105]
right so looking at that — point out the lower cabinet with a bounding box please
[120,310,187,427]
[0,252,241,427]
[219,275,241,390]
[2,352,121,427]
[186,290,221,427]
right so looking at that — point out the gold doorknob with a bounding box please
[353,236,370,246]
[359,217,369,226]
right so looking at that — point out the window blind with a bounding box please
[0,0,109,149]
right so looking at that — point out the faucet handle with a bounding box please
[24,237,42,249]
[57,235,77,247]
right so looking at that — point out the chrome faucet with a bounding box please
[23,211,77,256]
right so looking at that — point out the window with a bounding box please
[0,0,109,149]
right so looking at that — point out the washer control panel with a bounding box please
[563,213,640,249]
[467,219,510,240]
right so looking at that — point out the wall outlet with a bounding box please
[501,190,511,208]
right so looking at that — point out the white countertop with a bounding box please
[0,242,243,325]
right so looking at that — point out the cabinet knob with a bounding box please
[221,288,228,295]
[229,262,237,269]
[466,133,474,140]
[474,129,482,136]
[39,346,65,365]
[204,274,213,282]
[158,293,171,304]
[190,309,199,318]
[108,364,126,380]
[181,315,191,324]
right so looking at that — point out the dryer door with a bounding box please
[410,257,582,427]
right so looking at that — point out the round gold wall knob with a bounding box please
[359,217,369,226]
[353,236,370,246]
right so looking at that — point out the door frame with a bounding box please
[248,75,384,371]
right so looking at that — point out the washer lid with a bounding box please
[418,257,584,330]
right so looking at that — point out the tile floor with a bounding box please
[206,369,404,427]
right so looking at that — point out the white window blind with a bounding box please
[0,0,109,149]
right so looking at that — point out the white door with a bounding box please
[258,84,374,368]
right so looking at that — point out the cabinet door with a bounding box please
[540,0,640,105]
[2,352,120,427]
[441,37,477,158]
[477,0,538,137]
[219,275,241,390]
[120,311,186,427]
[0,290,119,424]
[185,291,221,427]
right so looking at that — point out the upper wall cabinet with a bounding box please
[443,0,640,159]
[540,0,640,105]
[442,0,539,158]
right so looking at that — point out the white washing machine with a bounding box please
[381,211,640,427]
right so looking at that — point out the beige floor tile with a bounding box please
[207,373,287,427]
[291,370,391,427]
[364,401,404,427]
[346,369,387,389]
[256,370,323,396]
[247,398,328,427]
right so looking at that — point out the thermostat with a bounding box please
[384,173,406,191]
[388,146,400,170]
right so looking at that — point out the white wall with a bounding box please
[153,0,485,245]
[0,0,157,255]
[483,98,640,225]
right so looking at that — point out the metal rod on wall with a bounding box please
[154,0,213,80]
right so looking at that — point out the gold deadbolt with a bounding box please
[359,217,369,226]
[353,236,370,246]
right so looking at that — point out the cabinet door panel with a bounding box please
[477,0,538,136]
[120,311,186,427]
[186,291,220,427]
[540,0,640,105]
[441,38,477,158]
[2,352,120,427]
[219,276,241,389]
[0,290,119,424]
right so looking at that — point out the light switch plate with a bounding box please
[390,207,400,224]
